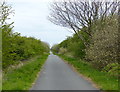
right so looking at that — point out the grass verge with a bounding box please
[2,53,49,90]
[58,54,119,92]
[0,72,2,91]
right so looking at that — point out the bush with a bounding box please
[1,2,50,69]
[51,44,60,53]
[52,33,87,59]
[85,15,119,69]
[58,47,67,54]
[102,63,120,76]
[67,41,85,59]
[2,31,50,69]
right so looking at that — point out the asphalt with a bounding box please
[30,52,99,90]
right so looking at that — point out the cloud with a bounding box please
[6,0,73,47]
[7,0,54,3]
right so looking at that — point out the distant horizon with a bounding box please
[6,0,73,47]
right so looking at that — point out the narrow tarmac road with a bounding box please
[31,53,98,90]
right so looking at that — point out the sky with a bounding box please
[6,0,73,47]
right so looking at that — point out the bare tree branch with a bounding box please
[48,0,119,47]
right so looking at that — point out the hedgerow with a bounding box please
[1,2,50,69]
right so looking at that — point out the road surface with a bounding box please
[31,53,98,90]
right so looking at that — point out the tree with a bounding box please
[0,2,14,26]
[85,15,119,69]
[48,0,119,47]
[0,2,50,69]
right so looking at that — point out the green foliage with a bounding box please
[0,35,1,91]
[85,15,119,69]
[51,33,87,59]
[2,31,50,69]
[59,37,71,48]
[58,47,67,54]
[1,2,50,69]
[51,44,60,53]
[102,63,120,76]
[2,54,48,90]
[67,41,85,59]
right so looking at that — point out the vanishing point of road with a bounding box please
[31,52,99,90]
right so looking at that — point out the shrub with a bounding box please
[58,47,67,54]
[52,32,87,59]
[102,63,120,76]
[85,15,119,69]
[2,32,50,69]
[51,44,60,53]
[67,41,85,59]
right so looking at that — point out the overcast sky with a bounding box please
[6,0,73,47]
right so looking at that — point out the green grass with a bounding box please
[58,54,119,92]
[0,72,2,91]
[2,53,49,90]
